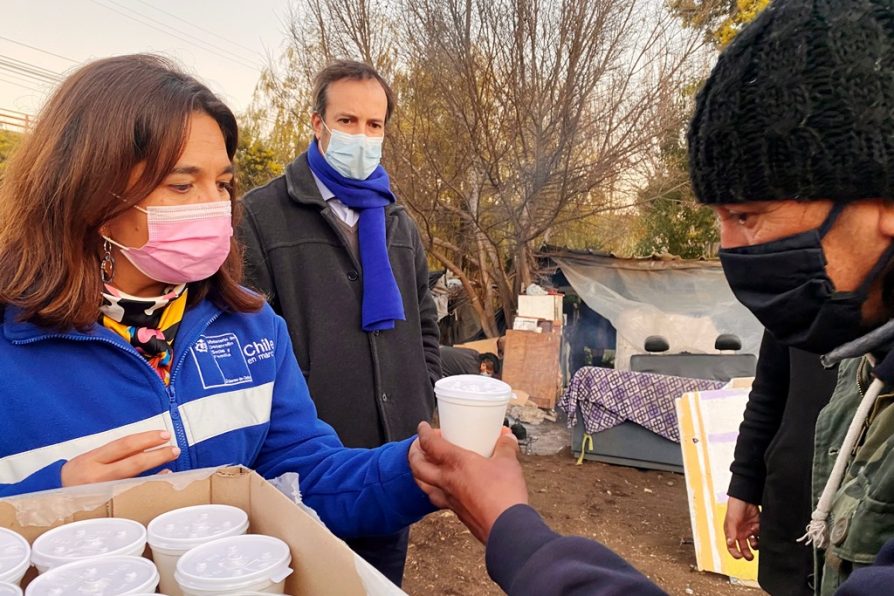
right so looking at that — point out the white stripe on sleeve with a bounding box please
[0,413,175,485]
[178,382,274,445]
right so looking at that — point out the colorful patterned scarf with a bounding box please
[100,284,188,385]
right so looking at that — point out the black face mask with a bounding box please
[720,204,894,354]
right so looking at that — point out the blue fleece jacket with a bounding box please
[0,298,434,538]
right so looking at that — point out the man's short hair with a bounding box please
[312,60,395,123]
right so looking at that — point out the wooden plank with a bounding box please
[501,329,561,409]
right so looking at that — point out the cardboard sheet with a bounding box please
[502,329,561,409]
[676,387,759,585]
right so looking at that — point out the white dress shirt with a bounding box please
[312,172,360,228]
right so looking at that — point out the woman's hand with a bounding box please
[724,496,761,560]
[61,431,180,487]
[409,422,528,543]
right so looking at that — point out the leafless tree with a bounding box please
[252,0,705,336]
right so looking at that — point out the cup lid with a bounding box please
[0,582,22,596]
[24,556,159,595]
[31,518,147,570]
[174,535,292,591]
[0,528,30,583]
[435,374,512,402]
[147,504,249,552]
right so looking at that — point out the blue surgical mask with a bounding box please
[320,120,384,180]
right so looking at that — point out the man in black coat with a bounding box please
[238,60,441,586]
[725,331,838,594]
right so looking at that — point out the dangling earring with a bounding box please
[100,239,115,283]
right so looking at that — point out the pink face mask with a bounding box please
[104,201,233,285]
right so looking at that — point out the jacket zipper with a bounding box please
[165,312,221,470]
[851,357,894,457]
[13,312,220,471]
[852,359,869,457]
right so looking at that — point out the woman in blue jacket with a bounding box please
[0,54,432,540]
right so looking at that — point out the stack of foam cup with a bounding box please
[0,583,22,596]
[29,518,147,574]
[174,534,292,595]
[434,374,513,457]
[147,504,250,596]
[0,528,30,590]
[24,555,159,595]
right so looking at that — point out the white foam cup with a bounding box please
[30,518,147,574]
[0,582,22,596]
[147,504,249,596]
[435,374,513,457]
[174,534,292,595]
[24,555,159,595]
[0,528,31,586]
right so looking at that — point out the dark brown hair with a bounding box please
[312,60,395,122]
[0,54,263,329]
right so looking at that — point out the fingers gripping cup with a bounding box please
[174,534,292,595]
[434,375,513,457]
[0,528,30,587]
[147,505,249,596]
[30,518,147,574]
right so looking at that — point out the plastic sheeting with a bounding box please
[555,257,763,370]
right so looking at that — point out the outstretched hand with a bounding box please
[409,421,528,543]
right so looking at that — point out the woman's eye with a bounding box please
[218,180,234,193]
[169,184,192,193]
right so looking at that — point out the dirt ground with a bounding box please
[404,449,759,596]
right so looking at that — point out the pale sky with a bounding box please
[0,0,292,127]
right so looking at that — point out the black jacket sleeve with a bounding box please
[486,504,666,596]
[410,222,442,387]
[727,330,790,505]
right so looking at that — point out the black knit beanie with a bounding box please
[688,0,894,205]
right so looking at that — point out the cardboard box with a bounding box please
[511,317,541,332]
[517,294,563,323]
[0,467,404,595]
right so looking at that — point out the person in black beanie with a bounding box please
[406,1,894,595]
[689,0,894,593]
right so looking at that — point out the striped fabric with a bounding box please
[0,383,274,485]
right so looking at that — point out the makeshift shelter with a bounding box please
[546,248,761,472]
[547,248,763,368]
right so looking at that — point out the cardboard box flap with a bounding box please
[0,467,222,530]
[0,467,407,595]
